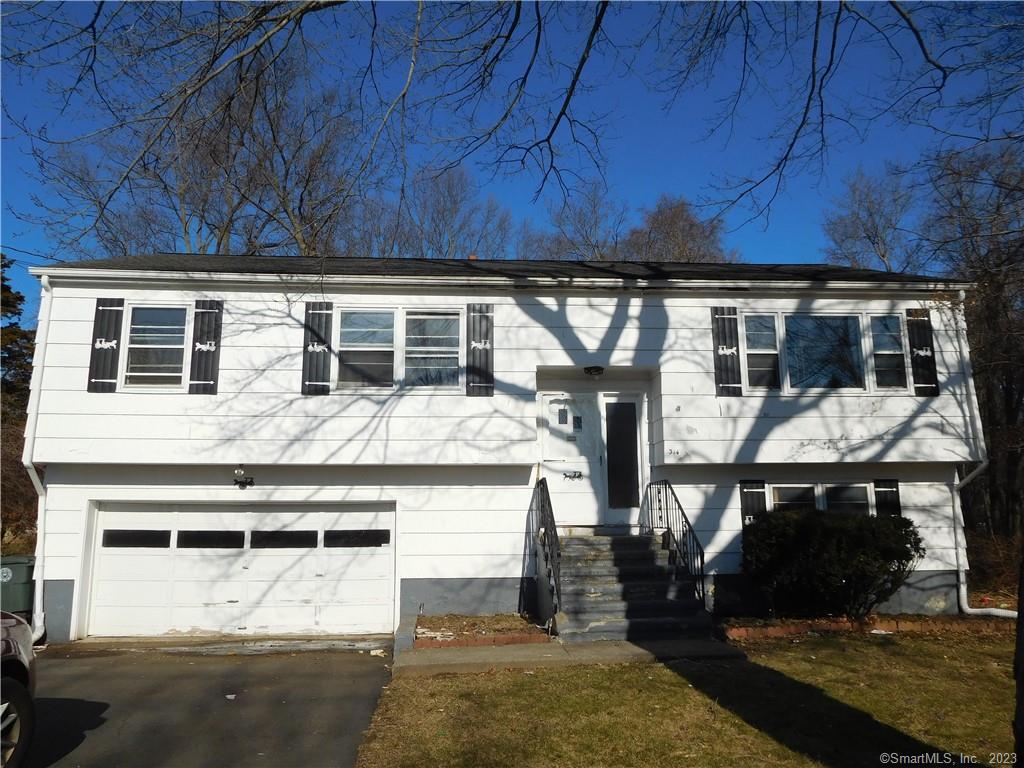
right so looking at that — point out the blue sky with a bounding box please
[0,4,949,323]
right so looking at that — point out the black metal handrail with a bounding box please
[529,477,562,615]
[641,479,706,602]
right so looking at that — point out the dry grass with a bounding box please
[357,634,1013,768]
[416,614,546,636]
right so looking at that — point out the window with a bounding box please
[824,485,871,516]
[250,530,318,549]
[767,482,874,516]
[176,530,245,549]
[743,315,780,389]
[102,529,171,548]
[338,311,395,388]
[124,306,188,387]
[405,311,460,387]
[870,315,908,388]
[784,315,865,390]
[325,529,391,548]
[771,486,817,514]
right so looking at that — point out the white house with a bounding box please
[22,255,984,642]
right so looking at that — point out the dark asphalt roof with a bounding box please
[45,253,946,284]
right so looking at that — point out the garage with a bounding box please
[87,502,395,636]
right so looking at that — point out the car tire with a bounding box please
[1,676,34,768]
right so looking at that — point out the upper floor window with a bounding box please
[124,306,189,387]
[337,311,395,388]
[740,312,909,393]
[333,307,463,390]
[405,311,460,387]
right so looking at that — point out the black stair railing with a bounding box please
[641,480,706,603]
[528,477,562,617]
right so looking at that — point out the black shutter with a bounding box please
[711,307,742,397]
[466,303,494,397]
[302,302,333,396]
[740,480,767,525]
[188,300,224,395]
[87,298,124,392]
[874,480,902,517]
[906,309,939,396]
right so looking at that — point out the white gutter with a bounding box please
[950,289,1015,619]
[22,275,53,642]
[27,265,974,293]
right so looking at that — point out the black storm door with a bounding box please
[605,401,640,508]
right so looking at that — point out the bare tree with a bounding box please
[4,2,1021,245]
[621,194,736,263]
[823,168,927,273]
[523,179,628,260]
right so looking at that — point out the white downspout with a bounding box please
[951,289,1016,619]
[22,275,52,642]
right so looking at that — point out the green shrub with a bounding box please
[742,510,925,620]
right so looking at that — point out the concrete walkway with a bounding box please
[392,636,745,677]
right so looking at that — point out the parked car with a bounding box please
[1,612,35,768]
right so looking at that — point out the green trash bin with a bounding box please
[1,555,35,621]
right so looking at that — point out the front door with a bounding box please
[540,392,645,528]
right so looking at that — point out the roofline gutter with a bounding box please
[27,266,974,293]
[22,275,53,642]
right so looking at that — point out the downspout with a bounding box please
[22,275,52,642]
[951,289,1016,619]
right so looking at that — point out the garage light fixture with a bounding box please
[233,465,255,490]
[584,365,605,378]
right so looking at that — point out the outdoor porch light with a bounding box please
[584,365,605,378]
[233,465,255,490]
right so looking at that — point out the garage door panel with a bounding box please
[317,605,392,633]
[90,504,395,637]
[318,578,394,602]
[96,553,173,580]
[171,580,247,605]
[93,579,171,606]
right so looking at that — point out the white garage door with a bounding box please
[88,503,395,636]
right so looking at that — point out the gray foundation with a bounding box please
[43,579,75,643]
[709,570,959,617]
[400,577,532,620]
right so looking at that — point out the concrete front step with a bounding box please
[561,579,696,601]
[557,613,713,643]
[560,535,661,551]
[559,562,679,580]
[558,549,674,569]
[560,597,705,619]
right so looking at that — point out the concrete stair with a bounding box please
[555,533,711,643]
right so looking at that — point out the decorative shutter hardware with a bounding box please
[302,301,333,396]
[711,307,742,397]
[874,480,902,517]
[740,480,767,525]
[87,298,124,393]
[906,309,940,396]
[188,300,224,395]
[466,303,494,397]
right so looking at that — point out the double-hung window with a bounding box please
[743,315,781,389]
[124,306,189,387]
[870,315,908,389]
[337,311,395,388]
[333,308,463,390]
[404,311,460,387]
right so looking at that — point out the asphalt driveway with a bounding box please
[25,639,391,768]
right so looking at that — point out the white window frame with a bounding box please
[333,308,398,392]
[739,310,912,396]
[764,482,877,516]
[331,306,465,393]
[118,302,194,393]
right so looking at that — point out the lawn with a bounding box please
[357,634,1013,768]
